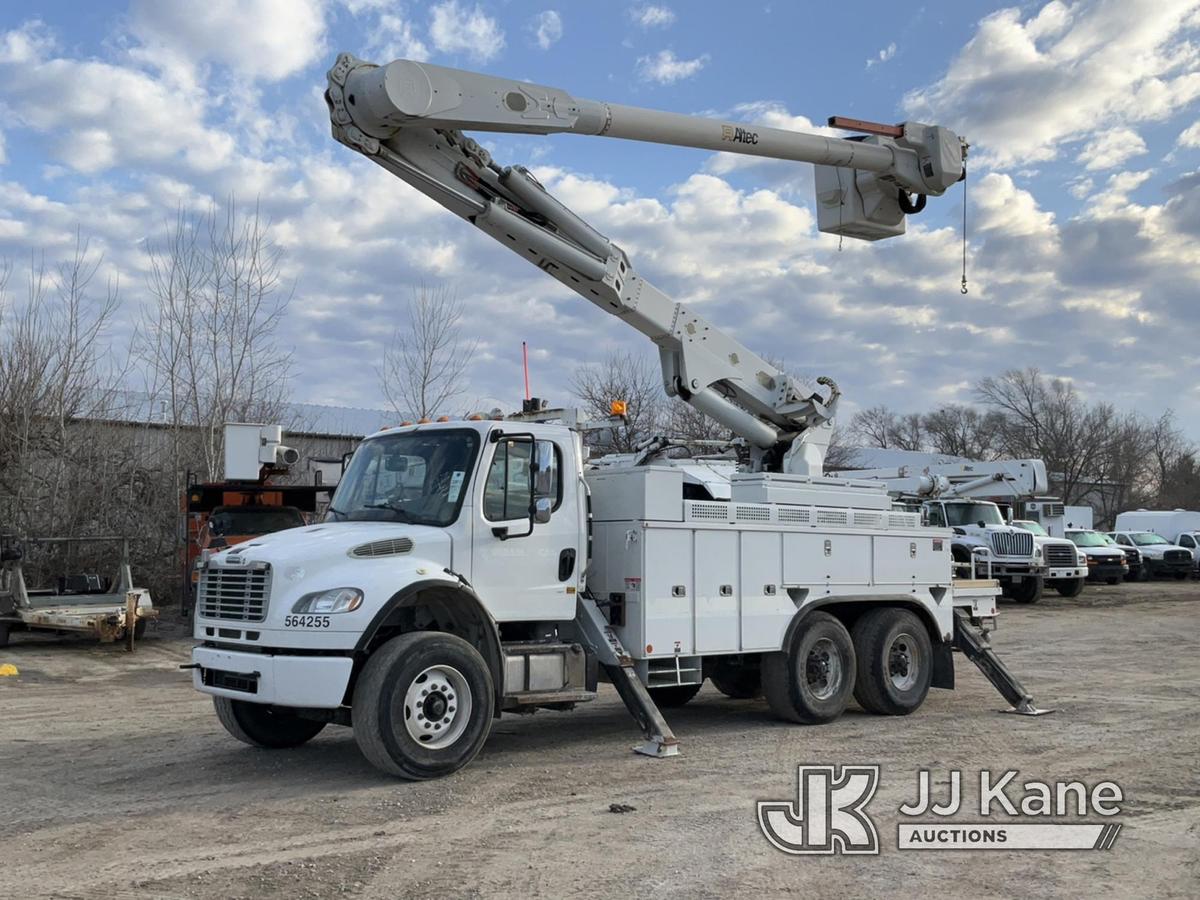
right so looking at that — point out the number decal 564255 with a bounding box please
[284,614,332,628]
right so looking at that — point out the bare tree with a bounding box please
[571,349,665,453]
[138,200,293,481]
[975,368,1115,504]
[847,404,924,450]
[378,285,476,421]
[921,404,1004,460]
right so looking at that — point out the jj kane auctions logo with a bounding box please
[758,766,1123,854]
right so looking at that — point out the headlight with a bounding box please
[1076,551,1087,566]
[292,587,363,614]
[1032,546,1042,559]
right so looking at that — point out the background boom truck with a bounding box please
[834,459,1087,602]
[188,54,1049,779]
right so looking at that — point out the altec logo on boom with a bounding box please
[721,124,760,145]
[758,766,1124,855]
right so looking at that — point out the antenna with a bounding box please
[522,341,531,401]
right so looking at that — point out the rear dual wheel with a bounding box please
[762,612,856,724]
[762,608,934,724]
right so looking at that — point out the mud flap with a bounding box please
[575,597,679,757]
[953,608,1054,716]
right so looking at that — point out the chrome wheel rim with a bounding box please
[804,637,843,700]
[887,632,920,692]
[403,664,472,750]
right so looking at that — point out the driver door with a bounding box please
[469,435,581,622]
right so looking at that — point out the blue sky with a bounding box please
[2,1,1199,432]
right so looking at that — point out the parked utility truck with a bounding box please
[189,54,1048,779]
[835,460,1087,602]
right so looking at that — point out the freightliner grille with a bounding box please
[199,563,271,622]
[990,531,1034,558]
[1044,544,1077,567]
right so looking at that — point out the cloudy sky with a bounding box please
[2,0,1199,431]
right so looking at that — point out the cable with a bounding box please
[960,170,969,294]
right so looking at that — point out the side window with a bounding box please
[926,505,946,527]
[1117,534,1129,545]
[483,440,561,521]
[1181,535,1195,548]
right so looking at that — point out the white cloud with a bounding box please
[531,10,563,50]
[866,42,897,68]
[631,5,676,28]
[1179,120,1200,147]
[0,25,235,175]
[1077,127,1148,170]
[371,14,431,62]
[130,0,327,83]
[636,49,708,84]
[0,129,6,166]
[428,1,505,63]
[904,0,1200,168]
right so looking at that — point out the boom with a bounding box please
[325,54,966,474]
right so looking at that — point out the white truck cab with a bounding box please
[1064,529,1129,584]
[1113,511,1200,578]
[1107,528,1193,580]
[1010,520,1088,597]
[921,500,1046,603]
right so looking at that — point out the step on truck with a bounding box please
[189,53,1049,778]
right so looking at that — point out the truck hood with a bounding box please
[211,521,453,570]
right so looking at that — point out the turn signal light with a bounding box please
[610,400,628,416]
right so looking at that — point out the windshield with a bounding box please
[1068,531,1109,547]
[1131,532,1169,546]
[1013,520,1049,536]
[944,502,1005,527]
[327,429,481,526]
[209,507,305,536]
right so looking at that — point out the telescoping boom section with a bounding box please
[325,54,966,476]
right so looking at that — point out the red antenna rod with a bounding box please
[522,341,531,401]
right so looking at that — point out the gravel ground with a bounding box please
[1,581,1197,899]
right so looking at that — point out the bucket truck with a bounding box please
[835,459,1088,602]
[188,54,1050,780]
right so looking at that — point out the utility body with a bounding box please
[190,54,1048,778]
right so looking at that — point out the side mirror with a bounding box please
[532,441,555,498]
[533,496,552,525]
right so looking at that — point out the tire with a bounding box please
[0,622,9,648]
[1137,565,1151,582]
[1007,577,1043,604]
[761,612,856,725]
[1106,577,1120,585]
[709,663,762,699]
[213,697,326,749]
[648,683,703,707]
[133,618,148,640]
[1054,579,1084,598]
[352,632,494,780]
[851,608,933,716]
[1174,572,1187,580]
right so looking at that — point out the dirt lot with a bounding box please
[1,581,1198,899]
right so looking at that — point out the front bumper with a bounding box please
[1145,558,1193,577]
[1046,566,1087,581]
[1086,561,1128,581]
[192,645,353,708]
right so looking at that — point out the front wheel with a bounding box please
[213,697,326,749]
[1137,565,1151,582]
[1007,577,1043,604]
[1174,572,1188,580]
[851,608,933,716]
[352,632,494,780]
[1054,579,1084,598]
[761,612,856,725]
[1106,577,1120,585]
